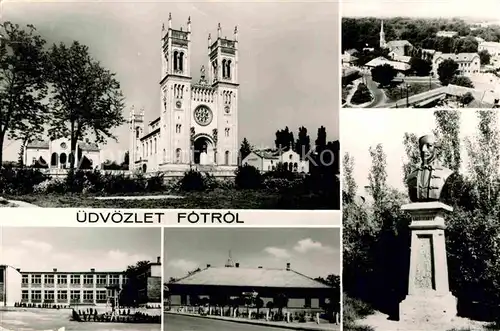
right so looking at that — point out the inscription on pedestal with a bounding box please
[415,235,435,290]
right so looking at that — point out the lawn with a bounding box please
[384,82,441,102]
[7,189,340,209]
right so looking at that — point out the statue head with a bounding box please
[418,134,436,165]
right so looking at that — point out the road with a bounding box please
[166,314,316,331]
[363,74,387,108]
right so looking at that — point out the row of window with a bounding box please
[141,129,232,159]
[22,290,107,303]
[22,274,124,285]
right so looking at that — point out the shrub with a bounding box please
[0,166,49,195]
[235,165,262,189]
[179,169,206,191]
[262,177,302,192]
[146,173,166,192]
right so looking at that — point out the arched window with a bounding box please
[293,162,298,172]
[179,52,184,72]
[142,143,145,159]
[154,138,157,154]
[60,153,67,165]
[224,151,230,165]
[150,141,152,156]
[136,128,140,139]
[146,142,149,156]
[222,59,226,78]
[51,153,58,167]
[289,154,293,160]
[284,162,288,170]
[176,148,182,163]
[288,162,293,171]
[226,60,232,79]
[163,149,167,162]
[173,51,178,71]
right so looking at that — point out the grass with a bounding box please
[351,83,373,105]
[6,189,339,209]
[384,82,441,102]
[343,294,376,331]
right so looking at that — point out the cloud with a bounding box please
[0,243,155,272]
[167,259,199,272]
[293,238,334,254]
[264,246,291,259]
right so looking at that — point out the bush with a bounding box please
[179,169,206,191]
[351,83,373,105]
[146,173,166,192]
[235,165,262,189]
[0,166,49,195]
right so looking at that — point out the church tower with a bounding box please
[380,20,387,49]
[160,14,192,165]
[128,105,144,171]
[208,24,239,167]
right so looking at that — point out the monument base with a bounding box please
[400,291,457,323]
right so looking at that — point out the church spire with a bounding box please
[225,250,235,267]
[379,19,386,49]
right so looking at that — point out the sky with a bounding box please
[1,0,339,162]
[341,109,499,195]
[342,0,500,21]
[164,228,340,280]
[0,227,161,272]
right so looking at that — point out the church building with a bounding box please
[129,14,239,175]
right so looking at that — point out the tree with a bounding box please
[450,75,474,88]
[343,152,357,202]
[433,110,461,172]
[121,151,129,170]
[371,64,397,87]
[409,57,432,76]
[46,41,125,169]
[437,58,459,86]
[479,49,491,65]
[367,144,388,209]
[239,138,252,161]
[294,126,310,159]
[0,22,49,167]
[458,92,475,107]
[119,260,152,307]
[315,126,327,153]
[275,127,294,151]
[465,110,500,212]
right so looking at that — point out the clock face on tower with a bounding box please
[194,106,213,126]
[176,100,182,109]
[224,105,230,114]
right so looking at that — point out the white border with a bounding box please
[0,209,341,227]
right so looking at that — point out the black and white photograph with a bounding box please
[0,1,339,209]
[341,0,500,109]
[342,108,500,330]
[0,227,161,331]
[164,228,340,331]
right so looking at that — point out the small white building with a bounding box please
[365,56,411,73]
[24,138,101,169]
[242,149,309,174]
[436,31,458,38]
[478,41,500,57]
[386,40,413,56]
[432,52,480,77]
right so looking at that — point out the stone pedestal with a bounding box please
[399,201,457,323]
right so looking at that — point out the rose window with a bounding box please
[194,106,213,126]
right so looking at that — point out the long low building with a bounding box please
[167,260,334,312]
[0,258,161,308]
[364,56,411,73]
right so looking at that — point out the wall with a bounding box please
[0,266,22,306]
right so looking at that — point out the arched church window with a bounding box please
[51,153,58,167]
[226,60,232,79]
[142,143,145,159]
[163,149,166,162]
[293,162,298,172]
[222,59,227,78]
[288,162,293,171]
[173,51,178,71]
[136,128,140,139]
[146,142,149,156]
[224,151,230,165]
[179,52,184,72]
[154,138,157,154]
[176,148,182,163]
[60,153,67,165]
[284,162,288,170]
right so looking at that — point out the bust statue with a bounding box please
[406,134,453,202]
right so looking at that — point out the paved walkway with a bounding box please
[165,311,339,331]
[94,195,183,200]
[0,197,39,208]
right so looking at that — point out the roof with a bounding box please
[26,140,49,149]
[345,48,358,55]
[422,49,436,54]
[387,40,412,48]
[434,52,479,63]
[171,266,331,289]
[391,55,412,63]
[365,56,411,71]
[79,142,100,152]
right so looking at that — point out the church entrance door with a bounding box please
[193,136,213,165]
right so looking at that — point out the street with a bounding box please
[165,313,335,331]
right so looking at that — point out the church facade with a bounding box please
[129,15,239,175]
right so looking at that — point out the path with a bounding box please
[94,195,183,200]
[166,313,339,331]
[364,75,388,108]
[0,197,39,207]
